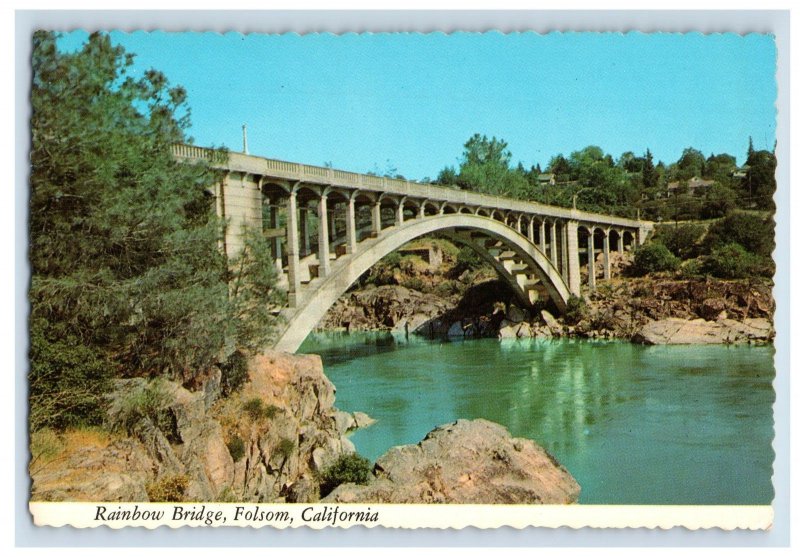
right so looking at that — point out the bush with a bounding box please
[106,378,172,435]
[679,259,704,278]
[242,398,279,421]
[563,295,588,325]
[655,224,705,260]
[146,474,189,502]
[319,453,372,497]
[219,350,248,397]
[630,242,679,276]
[703,243,765,279]
[226,435,245,462]
[704,213,775,258]
[275,437,295,460]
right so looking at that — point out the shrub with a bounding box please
[219,350,248,397]
[275,437,296,460]
[630,242,679,276]
[319,453,372,497]
[563,295,589,325]
[226,435,245,462]
[242,398,279,421]
[146,474,190,502]
[704,213,775,258]
[655,224,705,260]
[679,259,704,278]
[703,243,765,279]
[106,378,172,435]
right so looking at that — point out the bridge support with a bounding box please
[371,201,382,237]
[317,195,331,277]
[566,220,580,297]
[346,196,357,254]
[539,220,546,254]
[560,224,568,282]
[587,228,596,290]
[286,191,301,306]
[550,221,558,269]
[603,230,611,280]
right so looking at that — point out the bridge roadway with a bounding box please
[174,144,654,352]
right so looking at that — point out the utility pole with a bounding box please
[242,123,249,154]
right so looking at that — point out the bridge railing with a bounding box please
[173,144,652,230]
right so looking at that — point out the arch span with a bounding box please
[273,213,570,352]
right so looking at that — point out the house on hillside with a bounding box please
[666,176,715,197]
[536,173,556,186]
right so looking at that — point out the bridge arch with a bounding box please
[273,213,571,352]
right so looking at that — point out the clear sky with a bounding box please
[59,30,776,181]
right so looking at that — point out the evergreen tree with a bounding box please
[29,32,282,430]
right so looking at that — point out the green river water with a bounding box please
[299,333,774,505]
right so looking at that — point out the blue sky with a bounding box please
[60,31,776,181]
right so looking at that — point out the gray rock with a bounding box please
[507,305,526,323]
[333,410,356,434]
[323,419,580,504]
[352,411,376,429]
[540,309,560,331]
[447,321,464,338]
[632,317,774,345]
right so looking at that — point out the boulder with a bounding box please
[352,412,376,429]
[632,317,774,345]
[516,322,533,338]
[498,320,517,339]
[540,309,560,331]
[700,298,727,320]
[333,410,356,434]
[507,305,526,323]
[322,419,580,504]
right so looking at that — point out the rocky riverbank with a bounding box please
[30,352,577,504]
[320,275,774,345]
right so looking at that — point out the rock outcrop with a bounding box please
[30,351,353,503]
[322,419,580,504]
[632,317,774,345]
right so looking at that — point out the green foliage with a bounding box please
[219,350,248,397]
[29,32,283,430]
[563,295,589,325]
[275,437,296,460]
[704,213,775,259]
[146,474,190,502]
[655,224,705,260]
[319,453,372,497]
[679,258,704,278]
[242,398,279,421]
[28,317,111,431]
[703,243,767,279]
[106,378,172,435]
[700,183,737,219]
[630,242,680,276]
[745,149,777,210]
[226,435,246,462]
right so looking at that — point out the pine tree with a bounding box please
[29,32,282,430]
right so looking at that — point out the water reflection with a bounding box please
[299,333,774,504]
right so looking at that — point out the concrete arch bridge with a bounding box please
[174,145,654,352]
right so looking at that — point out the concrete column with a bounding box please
[317,195,330,277]
[300,206,309,257]
[286,191,301,306]
[567,220,581,296]
[617,229,624,254]
[560,223,569,280]
[637,226,649,247]
[550,221,558,268]
[270,204,282,272]
[371,201,382,237]
[539,220,547,253]
[603,229,611,280]
[527,217,535,243]
[328,203,336,242]
[395,202,404,226]
[587,228,596,290]
[345,197,357,254]
[516,216,522,234]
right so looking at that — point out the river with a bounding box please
[299,333,774,505]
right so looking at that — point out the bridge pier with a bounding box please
[539,220,546,254]
[286,191,301,306]
[345,196,358,254]
[317,195,331,277]
[566,220,581,297]
[371,200,382,237]
[603,230,611,280]
[550,221,558,269]
[587,228,596,290]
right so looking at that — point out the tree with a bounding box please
[453,134,530,199]
[29,32,281,430]
[673,147,706,181]
[642,149,658,189]
[745,149,777,210]
[704,212,775,259]
[630,242,680,276]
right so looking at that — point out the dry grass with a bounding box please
[29,427,117,476]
